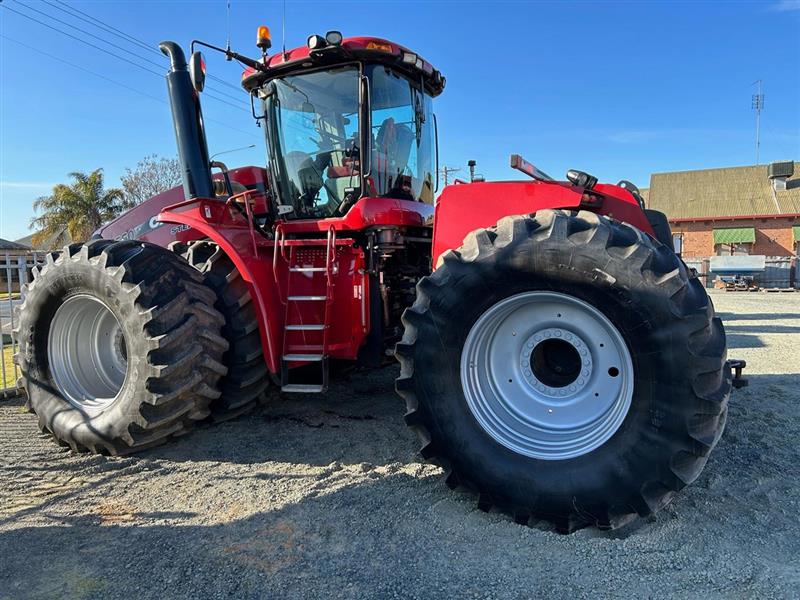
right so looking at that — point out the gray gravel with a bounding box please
[1,291,798,599]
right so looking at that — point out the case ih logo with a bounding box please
[114,218,190,241]
[114,216,163,241]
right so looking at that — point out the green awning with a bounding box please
[793,225,800,242]
[713,227,755,245]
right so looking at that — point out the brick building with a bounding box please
[640,162,799,288]
[642,161,800,258]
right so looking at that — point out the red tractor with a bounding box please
[16,29,734,532]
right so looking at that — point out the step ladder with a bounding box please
[278,226,337,393]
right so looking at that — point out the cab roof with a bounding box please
[240,36,445,97]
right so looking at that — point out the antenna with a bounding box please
[225,0,232,58]
[282,0,287,59]
[751,79,764,165]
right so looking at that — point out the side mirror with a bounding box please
[189,51,206,93]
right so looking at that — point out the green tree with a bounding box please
[30,169,125,248]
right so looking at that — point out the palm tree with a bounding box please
[30,169,125,248]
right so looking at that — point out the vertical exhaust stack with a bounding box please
[159,41,215,200]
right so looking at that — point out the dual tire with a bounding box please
[15,239,269,454]
[173,240,270,420]
[15,240,229,454]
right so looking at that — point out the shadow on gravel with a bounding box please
[2,367,798,600]
[724,333,767,349]
[724,323,800,334]
[2,334,798,600]
[716,311,800,322]
[124,367,414,468]
[0,473,469,600]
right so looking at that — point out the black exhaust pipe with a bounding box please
[159,41,214,200]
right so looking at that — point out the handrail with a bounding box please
[325,225,337,279]
[227,189,260,256]
[272,223,286,305]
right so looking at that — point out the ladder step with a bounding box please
[286,324,325,331]
[289,266,326,272]
[281,384,326,393]
[283,354,325,362]
[287,295,327,301]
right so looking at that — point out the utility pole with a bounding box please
[438,166,460,186]
[752,80,764,165]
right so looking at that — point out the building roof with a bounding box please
[15,227,70,251]
[0,238,32,251]
[646,162,800,220]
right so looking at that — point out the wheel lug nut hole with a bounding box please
[608,367,619,377]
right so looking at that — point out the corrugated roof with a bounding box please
[0,238,32,251]
[646,163,800,220]
[15,227,70,251]
[713,227,755,244]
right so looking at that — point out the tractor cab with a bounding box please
[239,33,445,222]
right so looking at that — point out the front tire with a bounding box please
[15,240,228,454]
[396,210,731,532]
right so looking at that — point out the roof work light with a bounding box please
[325,31,343,45]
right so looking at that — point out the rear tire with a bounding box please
[172,240,270,420]
[396,210,731,532]
[15,240,228,455]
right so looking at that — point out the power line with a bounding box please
[11,0,166,70]
[49,0,247,98]
[203,78,248,104]
[49,0,163,58]
[0,34,164,103]
[204,91,250,114]
[1,3,249,113]
[208,73,246,94]
[1,3,164,77]
[5,2,247,109]
[0,34,260,140]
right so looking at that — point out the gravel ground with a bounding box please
[1,291,798,599]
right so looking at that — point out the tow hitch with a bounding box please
[727,359,748,389]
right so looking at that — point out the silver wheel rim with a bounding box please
[460,291,633,460]
[48,294,128,412]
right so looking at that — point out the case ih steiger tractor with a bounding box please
[16,28,736,532]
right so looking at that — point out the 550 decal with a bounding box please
[114,217,191,241]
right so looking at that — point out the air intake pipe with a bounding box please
[159,41,214,200]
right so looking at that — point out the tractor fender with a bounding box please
[431,180,654,267]
[156,200,281,374]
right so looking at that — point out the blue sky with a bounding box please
[1,0,798,241]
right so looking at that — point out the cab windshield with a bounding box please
[265,64,436,219]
